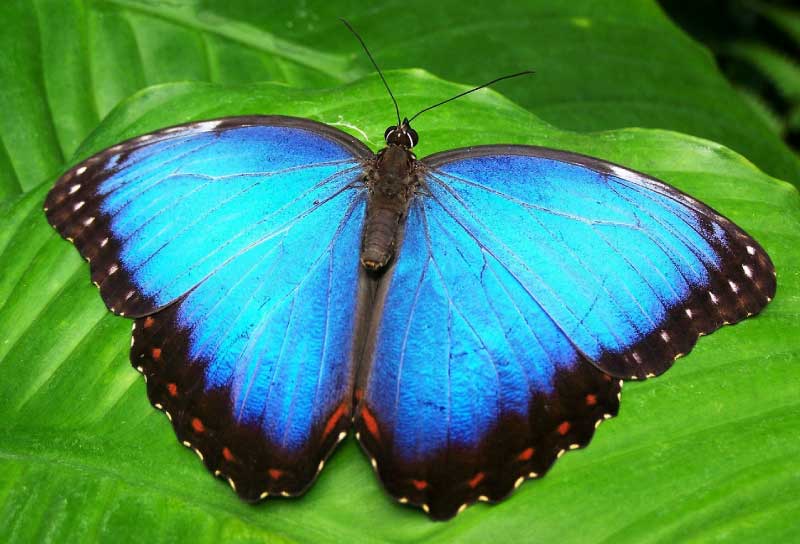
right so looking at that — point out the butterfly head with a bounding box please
[384,118,418,149]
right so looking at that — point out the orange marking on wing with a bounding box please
[517,447,534,461]
[222,447,235,462]
[322,402,349,440]
[360,406,380,439]
[166,383,178,397]
[143,316,155,328]
[268,468,283,479]
[411,479,428,490]
[557,421,571,435]
[355,388,364,402]
[191,418,205,433]
[585,393,597,406]
[151,347,162,361]
[468,472,485,488]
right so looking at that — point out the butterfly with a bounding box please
[43,25,776,521]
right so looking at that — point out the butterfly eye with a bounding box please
[384,126,397,143]
[407,127,419,148]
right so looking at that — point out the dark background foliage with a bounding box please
[660,0,800,151]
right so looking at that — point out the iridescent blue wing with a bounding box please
[355,146,775,519]
[46,116,372,499]
[45,116,370,317]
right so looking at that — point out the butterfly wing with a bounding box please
[44,116,371,317]
[46,116,373,499]
[355,146,775,519]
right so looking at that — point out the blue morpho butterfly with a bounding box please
[44,22,776,520]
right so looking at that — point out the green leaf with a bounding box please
[2,0,799,200]
[1,75,798,543]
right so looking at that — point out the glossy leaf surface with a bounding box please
[1,75,798,542]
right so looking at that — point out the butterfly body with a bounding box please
[44,114,775,520]
[361,143,419,270]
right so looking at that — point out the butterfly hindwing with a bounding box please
[130,185,367,499]
[44,116,372,317]
[355,200,621,519]
[354,146,774,519]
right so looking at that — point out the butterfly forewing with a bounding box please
[44,116,372,317]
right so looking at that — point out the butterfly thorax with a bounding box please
[361,144,419,271]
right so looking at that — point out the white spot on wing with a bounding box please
[83,217,95,226]
[660,330,670,342]
[76,166,87,175]
[100,237,109,247]
[742,264,753,278]
[728,280,739,293]
[69,184,81,194]
[196,120,222,131]
[709,291,719,304]
[608,164,647,184]
[685,308,693,318]
[747,246,756,255]
[108,264,118,275]
[73,201,85,211]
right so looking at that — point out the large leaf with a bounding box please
[1,74,798,542]
[1,0,798,201]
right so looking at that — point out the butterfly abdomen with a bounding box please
[361,145,419,271]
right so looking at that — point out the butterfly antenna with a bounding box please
[340,18,402,126]
[407,71,535,122]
